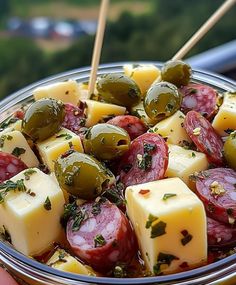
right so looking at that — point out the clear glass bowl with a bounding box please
[0,63,235,285]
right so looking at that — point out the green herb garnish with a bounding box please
[150,221,166,238]
[162,193,177,201]
[0,179,26,203]
[56,133,72,140]
[153,252,179,275]
[44,196,51,211]
[12,147,26,157]
[94,234,106,247]
[24,169,36,180]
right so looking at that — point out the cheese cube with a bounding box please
[151,111,191,145]
[131,101,158,127]
[0,118,22,136]
[37,127,83,172]
[0,130,39,168]
[123,64,161,96]
[212,92,236,136]
[47,248,95,276]
[166,144,208,187]
[83,100,126,127]
[0,168,65,256]
[33,80,80,105]
[125,178,207,275]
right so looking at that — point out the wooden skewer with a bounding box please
[88,0,109,96]
[172,0,236,61]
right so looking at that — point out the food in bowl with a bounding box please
[0,61,235,279]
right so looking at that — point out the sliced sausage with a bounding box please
[184,111,223,166]
[180,83,217,120]
[195,168,236,225]
[107,115,147,140]
[207,216,236,248]
[62,103,86,136]
[67,199,137,272]
[0,151,27,183]
[118,133,168,187]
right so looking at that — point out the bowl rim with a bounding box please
[0,62,236,284]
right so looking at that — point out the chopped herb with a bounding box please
[0,117,18,131]
[181,230,193,246]
[56,133,72,140]
[12,147,26,157]
[179,114,185,119]
[24,169,36,180]
[189,88,197,94]
[153,252,179,275]
[144,143,156,153]
[58,249,67,262]
[162,193,177,201]
[0,226,11,243]
[137,153,152,170]
[72,209,88,232]
[0,179,26,203]
[191,152,196,158]
[102,183,125,208]
[92,201,102,216]
[94,234,106,247]
[60,201,77,228]
[44,196,51,211]
[145,214,158,229]
[224,128,234,135]
[150,221,166,238]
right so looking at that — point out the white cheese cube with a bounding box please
[47,248,95,276]
[212,92,236,136]
[33,80,80,105]
[83,100,126,127]
[123,64,161,96]
[166,144,209,187]
[0,168,65,256]
[0,130,39,168]
[37,127,83,172]
[125,178,207,275]
[0,118,22,136]
[151,111,191,145]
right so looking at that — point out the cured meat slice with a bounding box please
[207,216,236,248]
[0,151,27,183]
[107,115,147,140]
[180,83,217,119]
[184,111,223,166]
[67,199,137,272]
[62,103,86,136]
[195,168,236,225]
[118,133,168,187]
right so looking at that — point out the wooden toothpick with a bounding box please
[88,0,109,96]
[172,0,236,61]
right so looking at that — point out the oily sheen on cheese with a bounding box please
[125,178,207,275]
[47,248,95,276]
[37,127,84,172]
[0,168,65,256]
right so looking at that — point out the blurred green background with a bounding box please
[0,0,235,99]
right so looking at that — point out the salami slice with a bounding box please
[118,133,168,187]
[195,168,236,225]
[62,103,86,136]
[180,83,217,120]
[207,216,236,248]
[67,199,137,272]
[0,151,27,183]
[184,111,223,166]
[107,115,147,140]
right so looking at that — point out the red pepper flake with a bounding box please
[179,261,189,269]
[139,189,150,195]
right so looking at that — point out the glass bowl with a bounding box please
[0,63,235,285]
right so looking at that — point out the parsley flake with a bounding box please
[94,234,106,247]
[44,196,51,211]
[12,147,26,157]
[162,193,177,201]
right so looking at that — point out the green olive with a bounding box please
[83,123,130,160]
[96,73,141,107]
[54,150,115,199]
[224,131,236,170]
[22,98,65,141]
[144,81,182,121]
[161,60,192,87]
